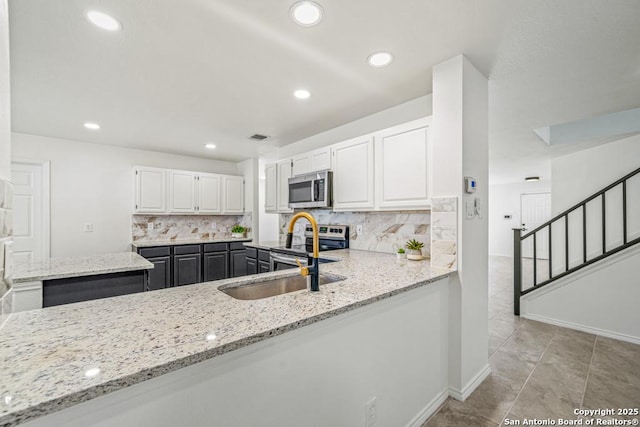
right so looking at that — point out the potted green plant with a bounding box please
[396,247,406,260]
[231,225,246,239]
[405,239,425,261]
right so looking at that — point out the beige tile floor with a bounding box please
[424,256,640,426]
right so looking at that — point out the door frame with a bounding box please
[11,158,51,259]
[520,192,551,259]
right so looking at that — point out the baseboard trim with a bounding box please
[448,364,491,401]
[521,313,640,345]
[405,390,448,427]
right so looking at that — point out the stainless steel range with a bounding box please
[269,225,349,271]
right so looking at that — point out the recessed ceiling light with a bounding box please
[294,89,311,100]
[525,176,540,182]
[290,1,324,27]
[205,143,217,150]
[83,122,101,130]
[86,11,122,32]
[367,51,393,68]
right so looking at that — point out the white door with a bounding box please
[264,164,277,213]
[521,193,551,259]
[310,147,331,172]
[222,176,244,214]
[169,170,196,213]
[375,118,430,209]
[11,161,50,263]
[276,159,293,213]
[197,174,221,214]
[332,135,375,211]
[135,166,167,213]
[291,154,311,177]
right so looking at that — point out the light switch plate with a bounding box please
[147,222,154,231]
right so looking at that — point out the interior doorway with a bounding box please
[520,192,551,259]
[11,160,50,263]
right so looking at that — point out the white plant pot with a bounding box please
[396,253,406,260]
[406,249,423,261]
[232,232,244,239]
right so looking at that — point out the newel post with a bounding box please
[513,228,522,316]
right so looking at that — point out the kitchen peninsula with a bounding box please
[0,249,453,427]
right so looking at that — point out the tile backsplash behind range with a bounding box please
[280,210,431,257]
[132,214,252,242]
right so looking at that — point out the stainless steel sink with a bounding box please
[219,274,344,300]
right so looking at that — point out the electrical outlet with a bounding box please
[211,222,217,230]
[147,222,154,231]
[84,223,93,232]
[356,224,363,236]
[294,223,301,233]
[365,396,377,427]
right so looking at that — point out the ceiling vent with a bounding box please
[249,134,269,141]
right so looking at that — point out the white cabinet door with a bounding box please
[169,170,197,213]
[222,175,244,214]
[264,163,277,213]
[311,147,331,171]
[197,173,222,214]
[375,118,431,210]
[292,154,312,177]
[277,159,293,212]
[332,136,375,211]
[134,166,167,213]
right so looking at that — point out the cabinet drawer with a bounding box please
[204,243,227,253]
[258,249,271,262]
[246,247,258,259]
[138,246,170,258]
[229,242,247,251]
[174,245,201,255]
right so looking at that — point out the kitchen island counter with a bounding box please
[0,249,453,426]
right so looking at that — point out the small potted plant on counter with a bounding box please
[231,225,246,239]
[405,239,425,261]
[397,247,406,260]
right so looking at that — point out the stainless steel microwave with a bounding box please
[288,170,333,209]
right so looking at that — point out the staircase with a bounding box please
[513,166,640,315]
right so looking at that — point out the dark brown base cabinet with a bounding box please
[246,248,272,276]
[43,271,146,307]
[136,241,261,291]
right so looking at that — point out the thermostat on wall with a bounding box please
[464,176,477,194]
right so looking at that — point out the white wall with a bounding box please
[522,244,640,344]
[23,279,450,427]
[0,0,8,181]
[12,133,240,257]
[489,180,551,257]
[432,55,489,396]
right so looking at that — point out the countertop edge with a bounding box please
[131,238,252,248]
[12,262,154,284]
[1,271,452,427]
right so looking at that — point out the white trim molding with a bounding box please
[405,390,448,427]
[448,364,491,401]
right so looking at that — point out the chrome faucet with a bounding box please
[286,212,320,292]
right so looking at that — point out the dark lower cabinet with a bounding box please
[247,257,258,275]
[258,260,270,274]
[203,251,228,282]
[147,256,171,290]
[43,271,145,307]
[174,253,202,286]
[230,250,247,277]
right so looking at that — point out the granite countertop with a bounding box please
[11,253,154,283]
[131,237,252,248]
[0,249,454,426]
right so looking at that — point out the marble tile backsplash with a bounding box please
[279,210,431,256]
[0,176,14,322]
[132,214,252,242]
[430,197,458,269]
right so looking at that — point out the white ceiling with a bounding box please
[8,0,640,183]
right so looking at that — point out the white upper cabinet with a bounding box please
[134,166,167,213]
[291,147,332,176]
[169,170,197,213]
[277,158,293,212]
[197,173,222,214]
[264,163,277,213]
[331,135,375,211]
[222,175,244,214]
[375,117,431,210]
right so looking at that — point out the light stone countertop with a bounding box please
[0,249,454,426]
[131,237,252,248]
[11,253,154,283]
